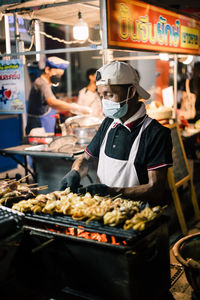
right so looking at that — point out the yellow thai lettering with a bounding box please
[119,4,130,40]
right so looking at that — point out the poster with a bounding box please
[107,0,200,55]
[0,59,25,114]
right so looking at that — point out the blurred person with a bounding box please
[26,57,91,135]
[77,68,103,117]
[190,61,200,120]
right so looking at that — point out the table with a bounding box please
[0,145,98,193]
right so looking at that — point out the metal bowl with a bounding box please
[65,115,103,129]
[48,136,77,152]
[172,232,200,293]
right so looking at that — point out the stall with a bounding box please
[0,1,200,299]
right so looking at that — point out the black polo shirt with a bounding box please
[86,115,173,185]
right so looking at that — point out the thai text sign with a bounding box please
[107,0,200,54]
[0,59,25,114]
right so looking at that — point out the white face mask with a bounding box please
[102,86,133,119]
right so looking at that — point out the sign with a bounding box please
[0,59,25,114]
[106,0,200,54]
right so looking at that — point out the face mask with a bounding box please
[102,99,128,119]
[102,85,133,119]
[50,75,61,86]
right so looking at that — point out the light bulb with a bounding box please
[73,11,89,41]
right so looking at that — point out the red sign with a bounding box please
[106,0,200,54]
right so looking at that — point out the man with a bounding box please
[26,56,91,135]
[60,61,173,205]
[77,68,103,117]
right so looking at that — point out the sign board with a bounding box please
[0,59,25,114]
[106,0,200,55]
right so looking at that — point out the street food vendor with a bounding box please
[26,56,91,135]
[77,68,103,117]
[60,61,173,205]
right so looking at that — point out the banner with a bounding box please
[0,59,25,114]
[107,0,200,54]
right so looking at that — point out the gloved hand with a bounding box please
[59,169,81,192]
[78,184,108,196]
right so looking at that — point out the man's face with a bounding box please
[97,84,135,103]
[89,73,97,83]
[45,67,64,78]
[49,68,64,77]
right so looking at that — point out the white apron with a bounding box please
[97,116,152,187]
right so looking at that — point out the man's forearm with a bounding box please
[109,183,162,205]
[108,168,168,205]
[71,153,90,178]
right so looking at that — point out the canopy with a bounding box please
[0,0,100,28]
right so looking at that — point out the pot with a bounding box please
[65,115,103,144]
[172,232,200,293]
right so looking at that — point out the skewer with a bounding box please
[27,183,39,187]
[7,179,17,183]
[38,185,48,191]
[18,174,31,182]
[111,194,123,200]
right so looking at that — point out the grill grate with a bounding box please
[0,206,24,239]
[24,212,166,244]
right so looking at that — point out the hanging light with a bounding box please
[73,11,89,41]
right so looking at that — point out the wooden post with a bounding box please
[167,123,200,235]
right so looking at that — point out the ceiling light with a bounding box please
[73,11,89,41]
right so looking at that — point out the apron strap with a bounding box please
[128,116,152,162]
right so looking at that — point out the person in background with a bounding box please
[60,61,173,205]
[190,61,200,121]
[77,68,103,117]
[26,56,91,135]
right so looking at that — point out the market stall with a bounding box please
[1,1,200,299]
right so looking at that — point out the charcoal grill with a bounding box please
[0,206,24,295]
[13,211,171,300]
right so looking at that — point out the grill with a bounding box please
[0,206,24,293]
[13,211,171,300]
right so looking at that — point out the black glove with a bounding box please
[78,184,108,196]
[59,170,81,192]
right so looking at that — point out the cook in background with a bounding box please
[26,56,91,135]
[60,61,173,205]
[77,68,103,117]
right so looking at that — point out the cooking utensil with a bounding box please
[48,136,77,152]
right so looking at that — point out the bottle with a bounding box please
[53,114,62,136]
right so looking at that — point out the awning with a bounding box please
[0,0,100,27]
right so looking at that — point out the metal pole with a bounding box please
[13,12,20,57]
[34,19,41,62]
[100,0,107,65]
[4,15,11,56]
[65,25,72,97]
[173,54,178,120]
[0,45,102,58]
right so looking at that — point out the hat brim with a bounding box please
[135,84,150,100]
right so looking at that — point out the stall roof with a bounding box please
[0,0,100,27]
